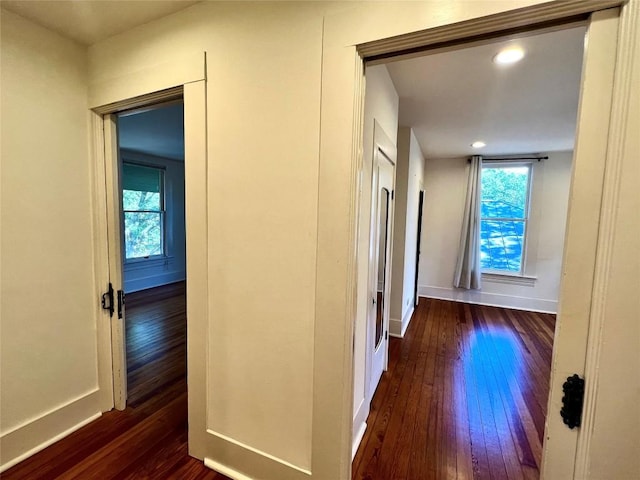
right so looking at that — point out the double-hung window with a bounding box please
[480,163,532,274]
[122,163,165,260]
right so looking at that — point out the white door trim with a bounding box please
[574,1,639,477]
[103,114,127,411]
[539,9,620,478]
[366,122,396,404]
[316,1,627,477]
[90,111,115,413]
[183,79,209,460]
[90,53,208,455]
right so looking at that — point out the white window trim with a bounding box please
[480,160,535,278]
[482,271,537,286]
[122,161,167,263]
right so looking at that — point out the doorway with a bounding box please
[352,14,611,478]
[116,101,187,409]
[93,79,207,457]
[368,147,395,399]
[413,190,424,308]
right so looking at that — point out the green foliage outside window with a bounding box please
[480,166,530,272]
[122,163,164,260]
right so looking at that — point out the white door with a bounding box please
[368,149,394,399]
[103,114,128,410]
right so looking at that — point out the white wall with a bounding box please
[2,1,638,479]
[352,64,399,452]
[121,150,186,293]
[419,151,573,313]
[88,2,330,472]
[389,128,425,337]
[0,9,100,470]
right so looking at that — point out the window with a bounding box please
[122,163,165,260]
[480,164,531,274]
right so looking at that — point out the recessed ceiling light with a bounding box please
[471,141,486,149]
[493,47,525,65]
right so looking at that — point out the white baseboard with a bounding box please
[390,304,414,338]
[205,457,254,480]
[124,270,185,293]
[352,421,367,460]
[0,389,101,472]
[352,393,369,460]
[418,285,557,314]
[205,429,311,478]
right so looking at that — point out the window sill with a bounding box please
[124,256,172,270]
[482,272,537,287]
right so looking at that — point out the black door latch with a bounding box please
[101,283,114,318]
[561,374,585,429]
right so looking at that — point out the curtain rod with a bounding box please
[468,155,549,162]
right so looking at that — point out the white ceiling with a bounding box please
[0,0,200,45]
[1,2,584,160]
[119,102,184,160]
[385,26,586,159]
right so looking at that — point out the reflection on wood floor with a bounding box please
[3,281,230,480]
[126,281,187,407]
[353,298,555,480]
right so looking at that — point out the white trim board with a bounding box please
[89,53,205,109]
[205,457,254,480]
[418,285,557,314]
[351,396,369,465]
[389,304,414,338]
[352,421,367,460]
[205,429,312,478]
[124,271,186,293]
[0,390,101,472]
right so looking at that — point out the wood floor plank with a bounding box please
[353,299,431,480]
[353,298,555,480]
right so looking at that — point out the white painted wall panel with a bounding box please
[89,2,329,471]
[390,128,425,336]
[0,8,99,466]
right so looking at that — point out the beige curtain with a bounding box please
[454,155,482,289]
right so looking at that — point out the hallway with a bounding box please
[3,282,229,480]
[352,298,555,480]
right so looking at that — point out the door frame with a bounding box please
[314,1,629,477]
[414,190,424,308]
[103,114,127,410]
[366,122,396,402]
[90,55,208,458]
[360,11,621,477]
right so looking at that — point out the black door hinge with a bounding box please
[101,283,114,318]
[117,289,125,319]
[391,189,395,200]
[385,330,388,340]
[561,374,585,429]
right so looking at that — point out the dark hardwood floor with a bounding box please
[126,281,187,408]
[3,281,229,480]
[352,298,556,480]
[4,291,553,480]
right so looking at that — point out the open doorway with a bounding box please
[116,101,187,409]
[354,23,585,479]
